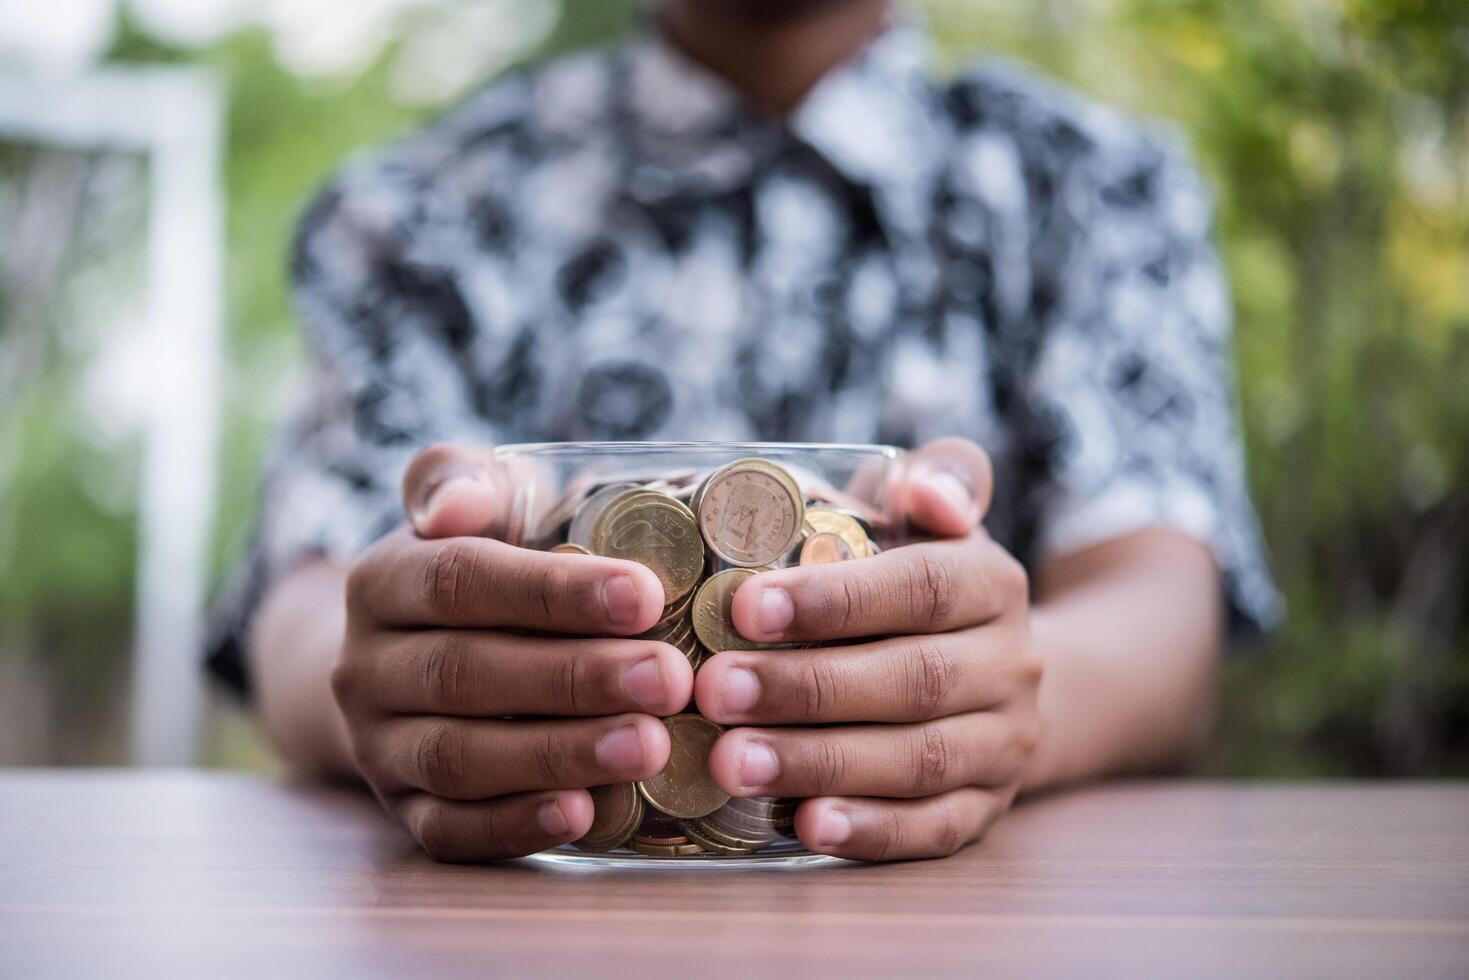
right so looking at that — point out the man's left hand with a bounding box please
[697,437,1042,861]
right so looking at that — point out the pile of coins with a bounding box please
[529,457,882,858]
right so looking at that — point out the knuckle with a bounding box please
[809,735,853,796]
[1016,651,1045,692]
[908,551,956,627]
[1004,720,1042,778]
[905,638,957,719]
[908,724,956,796]
[524,560,574,619]
[414,805,457,860]
[329,651,362,707]
[532,728,573,786]
[993,550,1030,609]
[423,540,478,619]
[871,807,905,862]
[416,721,466,796]
[343,552,383,619]
[478,804,519,859]
[419,634,468,709]
[813,574,864,634]
[799,657,843,719]
[931,796,968,857]
[548,649,585,715]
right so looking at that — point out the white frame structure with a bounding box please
[0,67,225,765]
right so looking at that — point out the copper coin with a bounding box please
[799,531,854,565]
[697,459,804,567]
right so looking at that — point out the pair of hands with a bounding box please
[331,438,1042,862]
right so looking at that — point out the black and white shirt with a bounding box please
[209,18,1279,695]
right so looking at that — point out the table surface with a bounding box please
[1,771,1466,978]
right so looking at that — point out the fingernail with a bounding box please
[595,723,646,773]
[720,666,760,714]
[537,798,571,837]
[925,469,975,521]
[815,807,852,847]
[755,587,794,638]
[603,575,640,627]
[621,657,666,710]
[737,740,779,790]
[412,474,481,527]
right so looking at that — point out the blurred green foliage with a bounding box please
[2,0,1465,773]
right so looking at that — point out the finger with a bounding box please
[693,626,1038,725]
[371,713,670,800]
[351,528,664,633]
[795,788,1002,861]
[396,788,595,862]
[707,714,1033,800]
[729,533,1027,643]
[345,631,694,718]
[402,443,513,540]
[888,437,993,537]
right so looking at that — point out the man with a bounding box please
[211,0,1278,862]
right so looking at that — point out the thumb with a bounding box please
[892,436,994,538]
[401,443,511,540]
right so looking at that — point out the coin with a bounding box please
[687,644,710,672]
[650,586,696,632]
[799,531,854,564]
[697,459,804,567]
[802,507,872,559]
[692,568,762,653]
[572,782,644,853]
[721,795,796,833]
[566,482,640,550]
[593,489,704,604]
[628,812,706,856]
[629,840,706,857]
[699,818,782,847]
[680,819,760,856]
[637,714,728,819]
[549,542,592,556]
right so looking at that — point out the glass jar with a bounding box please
[495,442,907,867]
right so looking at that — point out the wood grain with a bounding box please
[1,770,1465,978]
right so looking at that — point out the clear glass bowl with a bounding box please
[493,442,907,868]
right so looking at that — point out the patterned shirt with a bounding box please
[208,18,1280,695]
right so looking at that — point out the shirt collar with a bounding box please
[616,14,942,208]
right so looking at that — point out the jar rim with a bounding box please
[494,440,902,458]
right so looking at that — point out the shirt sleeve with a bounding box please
[1020,107,1281,641]
[205,162,498,698]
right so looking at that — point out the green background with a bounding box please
[2,0,1466,775]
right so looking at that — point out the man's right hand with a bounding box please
[331,445,693,861]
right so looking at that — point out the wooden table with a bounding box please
[1,771,1465,977]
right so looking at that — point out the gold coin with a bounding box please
[697,459,804,567]
[637,714,728,819]
[549,542,592,556]
[571,782,643,853]
[691,568,762,653]
[802,507,873,559]
[593,489,704,604]
[799,531,854,564]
